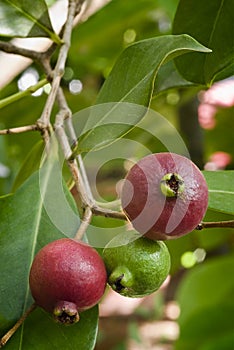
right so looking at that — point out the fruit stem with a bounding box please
[0,303,37,348]
[75,206,92,240]
[160,173,185,198]
[196,220,234,230]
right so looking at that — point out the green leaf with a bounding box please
[176,255,234,349]
[0,0,61,43]
[173,0,234,85]
[12,140,44,192]
[203,170,234,215]
[153,60,195,96]
[4,307,98,350]
[0,168,91,347]
[77,34,210,153]
[175,302,234,350]
[198,209,234,251]
[176,254,234,326]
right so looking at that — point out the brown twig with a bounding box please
[75,206,93,240]
[0,125,38,135]
[92,205,127,220]
[197,220,234,230]
[0,41,44,61]
[37,0,83,129]
[0,303,37,348]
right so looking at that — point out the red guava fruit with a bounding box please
[121,152,208,240]
[29,238,107,324]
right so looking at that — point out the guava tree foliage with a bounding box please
[0,0,233,349]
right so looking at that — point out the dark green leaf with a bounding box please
[96,35,210,104]
[175,303,234,350]
[77,34,210,153]
[198,209,234,251]
[4,307,98,350]
[12,140,44,192]
[153,60,195,96]
[176,254,234,326]
[0,167,89,347]
[0,0,61,43]
[203,170,234,215]
[173,0,234,85]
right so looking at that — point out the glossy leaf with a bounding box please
[175,303,234,350]
[203,170,234,215]
[175,254,234,350]
[0,0,61,43]
[153,60,194,96]
[0,169,98,348]
[198,209,234,251]
[4,307,98,350]
[173,0,234,85]
[176,254,234,325]
[77,34,210,153]
[12,140,44,192]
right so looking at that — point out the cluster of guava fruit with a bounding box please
[29,153,208,324]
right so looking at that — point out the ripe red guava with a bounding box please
[121,152,208,240]
[29,238,107,324]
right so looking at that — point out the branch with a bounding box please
[75,206,92,240]
[0,41,44,61]
[197,220,234,230]
[37,0,83,129]
[0,125,38,135]
[0,303,37,348]
[92,205,127,220]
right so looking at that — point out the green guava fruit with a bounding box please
[103,234,171,297]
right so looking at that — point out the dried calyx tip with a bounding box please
[53,301,79,325]
[160,173,185,198]
[113,274,125,292]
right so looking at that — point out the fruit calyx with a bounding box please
[113,274,125,292]
[160,172,185,198]
[53,301,79,325]
[109,266,133,295]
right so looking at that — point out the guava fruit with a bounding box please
[29,238,107,324]
[121,152,208,240]
[103,235,171,297]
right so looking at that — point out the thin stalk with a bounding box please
[0,79,48,110]
[75,206,93,240]
[0,125,38,135]
[0,303,37,348]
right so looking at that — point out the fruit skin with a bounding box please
[121,152,208,240]
[103,235,171,297]
[29,238,107,324]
